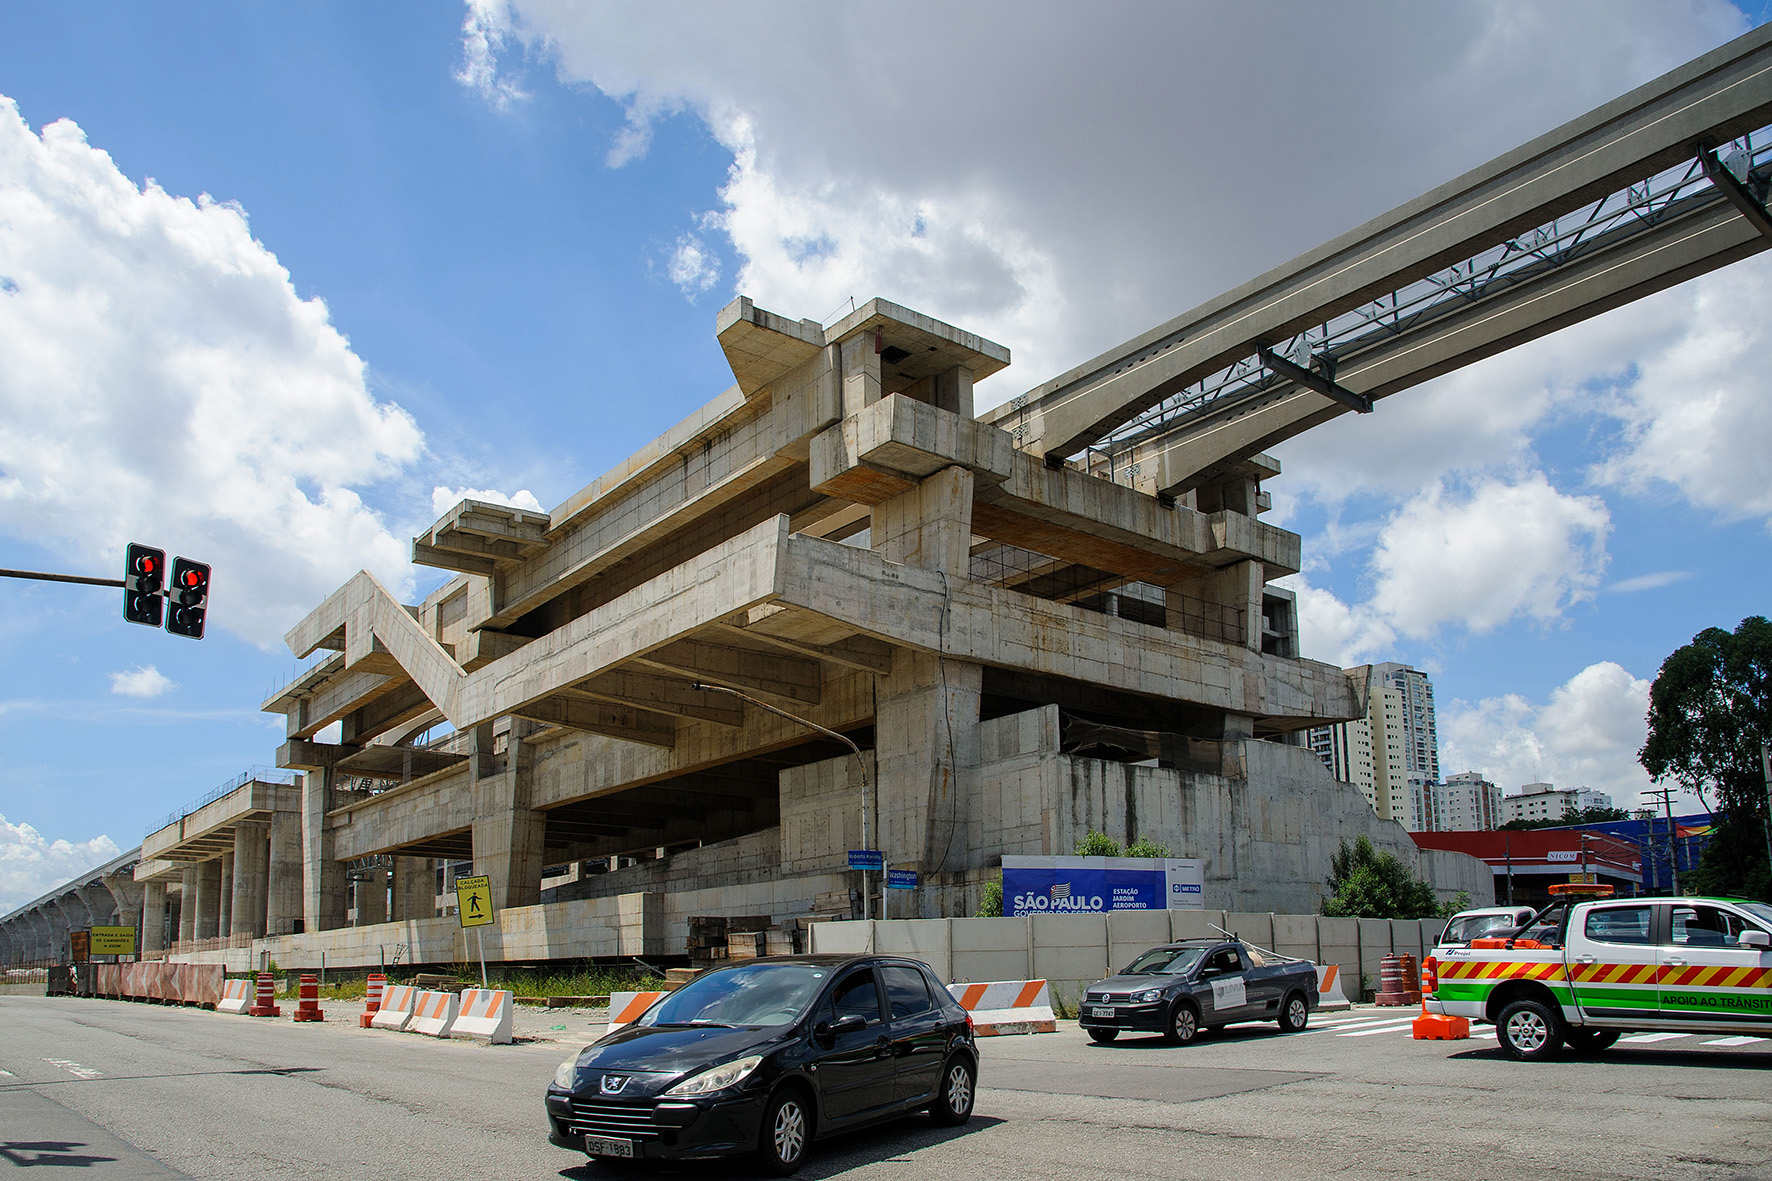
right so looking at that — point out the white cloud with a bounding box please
[108,665,174,698]
[1369,475,1610,639]
[456,0,529,111]
[463,1,1745,407]
[666,233,720,295]
[1591,255,1772,526]
[0,815,120,913]
[1608,570,1693,594]
[1440,662,1660,807]
[1278,572,1395,668]
[0,98,425,647]
[429,485,545,521]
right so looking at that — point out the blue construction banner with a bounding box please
[1002,856,1204,917]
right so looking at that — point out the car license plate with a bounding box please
[583,1135,635,1159]
[1087,1005,1114,1018]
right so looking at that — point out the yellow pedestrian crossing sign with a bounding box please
[455,875,494,928]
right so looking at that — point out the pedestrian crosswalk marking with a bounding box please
[1700,1035,1765,1046]
[1620,1032,1688,1043]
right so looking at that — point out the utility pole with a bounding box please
[1645,785,1680,896]
[1761,741,1771,881]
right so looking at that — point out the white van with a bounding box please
[1433,906,1536,956]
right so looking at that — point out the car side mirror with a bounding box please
[815,1014,867,1041]
[1741,929,1771,949]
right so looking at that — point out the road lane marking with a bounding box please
[1337,1021,1420,1037]
[0,1069,13,1077]
[1619,1033,1687,1044]
[42,1059,102,1079]
[1297,1017,1406,1035]
[1701,1036,1766,1046]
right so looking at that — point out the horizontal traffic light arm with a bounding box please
[0,567,126,589]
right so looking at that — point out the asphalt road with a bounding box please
[3,997,1769,1180]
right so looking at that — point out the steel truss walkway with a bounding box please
[982,25,1772,501]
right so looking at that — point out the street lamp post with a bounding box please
[691,682,881,921]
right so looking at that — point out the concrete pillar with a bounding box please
[352,867,389,926]
[0,924,12,967]
[267,808,303,935]
[141,881,168,956]
[194,860,223,940]
[217,852,234,939]
[78,882,117,928]
[230,821,269,938]
[869,466,984,905]
[45,903,72,964]
[104,872,143,948]
[178,866,198,943]
[301,770,348,933]
[391,857,435,921]
[471,720,548,911]
[1165,559,1263,649]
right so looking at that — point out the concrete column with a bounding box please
[45,903,72,964]
[78,882,117,928]
[301,770,348,933]
[141,881,168,956]
[869,466,984,905]
[194,860,223,941]
[230,821,269,938]
[0,924,12,967]
[178,867,198,943]
[217,852,234,939]
[1164,559,1263,649]
[391,857,435,921]
[103,872,143,946]
[471,720,548,912]
[267,808,302,935]
[352,868,389,926]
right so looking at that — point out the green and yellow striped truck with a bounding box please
[1429,895,1772,1060]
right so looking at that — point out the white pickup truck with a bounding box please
[1430,893,1772,1060]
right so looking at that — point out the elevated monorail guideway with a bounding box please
[984,25,1772,501]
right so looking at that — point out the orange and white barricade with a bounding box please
[1314,964,1352,1010]
[217,978,253,1015]
[408,989,459,1037]
[945,980,1056,1036]
[451,988,514,1044]
[604,991,666,1033]
[370,984,419,1031]
[360,974,387,1028]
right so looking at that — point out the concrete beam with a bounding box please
[808,394,1012,505]
[634,638,822,706]
[512,694,677,748]
[713,620,895,675]
[572,669,745,726]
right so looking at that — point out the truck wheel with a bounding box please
[1163,1001,1200,1046]
[1564,1028,1619,1054]
[1278,991,1309,1033]
[1087,1028,1118,1044]
[1496,997,1564,1061]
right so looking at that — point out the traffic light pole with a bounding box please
[0,567,124,589]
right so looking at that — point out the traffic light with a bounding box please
[165,557,210,640]
[123,543,164,627]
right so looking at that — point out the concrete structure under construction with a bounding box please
[101,292,1478,971]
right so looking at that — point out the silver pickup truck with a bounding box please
[1079,938,1320,1045]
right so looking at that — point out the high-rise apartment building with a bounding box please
[1437,772,1503,831]
[1308,663,1436,828]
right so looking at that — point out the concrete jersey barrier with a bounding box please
[217,979,253,1015]
[371,985,420,1031]
[451,988,513,1044]
[604,990,667,1033]
[946,980,1056,1036]
[1315,964,1352,1010]
[408,989,459,1037]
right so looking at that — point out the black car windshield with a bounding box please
[1122,947,1207,976]
[637,963,831,1028]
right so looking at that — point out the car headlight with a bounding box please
[554,1057,580,1089]
[662,1054,764,1097]
[1134,989,1163,1004]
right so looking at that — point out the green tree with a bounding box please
[1640,617,1772,901]
[1124,836,1173,858]
[1322,835,1442,919]
[1075,829,1122,857]
[1498,804,1631,832]
[976,878,1003,917]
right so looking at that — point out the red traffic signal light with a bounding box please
[123,542,164,627]
[165,556,210,639]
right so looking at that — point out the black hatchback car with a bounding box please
[546,955,979,1174]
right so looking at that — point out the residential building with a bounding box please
[1504,782,1613,824]
[1436,772,1502,832]
[1308,662,1439,829]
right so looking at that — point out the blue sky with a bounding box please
[0,1,1766,908]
